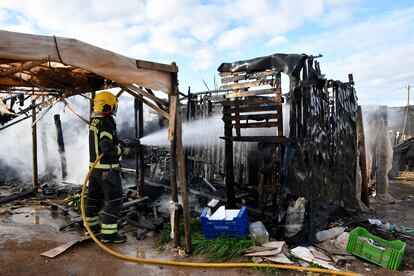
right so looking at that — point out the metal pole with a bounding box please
[31,100,39,188]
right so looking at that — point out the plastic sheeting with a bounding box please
[218,53,306,76]
[0,30,172,93]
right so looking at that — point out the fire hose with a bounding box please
[81,153,358,276]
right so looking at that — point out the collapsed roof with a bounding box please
[0,30,175,94]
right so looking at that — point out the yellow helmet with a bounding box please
[93,91,118,115]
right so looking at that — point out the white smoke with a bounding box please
[0,90,140,185]
[141,104,291,147]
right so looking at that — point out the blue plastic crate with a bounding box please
[200,206,248,239]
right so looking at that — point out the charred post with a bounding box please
[223,106,236,208]
[134,98,145,196]
[54,114,67,180]
[31,99,39,188]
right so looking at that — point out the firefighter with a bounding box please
[85,91,129,243]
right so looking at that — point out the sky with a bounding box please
[1,0,414,106]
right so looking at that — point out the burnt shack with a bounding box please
[145,53,364,232]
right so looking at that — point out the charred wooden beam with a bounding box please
[223,104,281,114]
[54,114,67,180]
[134,99,145,196]
[31,99,39,188]
[223,113,279,122]
[223,106,236,208]
[220,136,286,143]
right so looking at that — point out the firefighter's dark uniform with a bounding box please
[85,115,123,236]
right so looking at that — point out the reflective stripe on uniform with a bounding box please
[102,223,117,229]
[90,125,100,159]
[101,223,118,234]
[86,216,99,222]
[89,163,120,169]
[101,228,118,234]
[116,145,121,155]
[85,216,100,226]
[100,131,113,140]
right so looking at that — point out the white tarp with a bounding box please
[0,30,172,93]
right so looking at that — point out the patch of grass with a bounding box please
[154,218,253,261]
[192,235,254,261]
[252,258,280,275]
[308,262,323,269]
[154,218,202,251]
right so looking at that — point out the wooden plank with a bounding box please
[226,88,282,99]
[0,76,32,86]
[125,89,169,120]
[0,60,46,77]
[168,95,177,141]
[234,122,279,128]
[223,104,279,114]
[221,78,280,90]
[124,84,167,108]
[168,94,180,247]
[40,236,92,258]
[223,113,279,122]
[175,99,192,253]
[221,97,281,106]
[221,71,275,83]
[136,59,178,73]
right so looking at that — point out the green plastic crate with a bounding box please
[346,227,406,270]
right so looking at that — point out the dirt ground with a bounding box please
[0,180,413,276]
